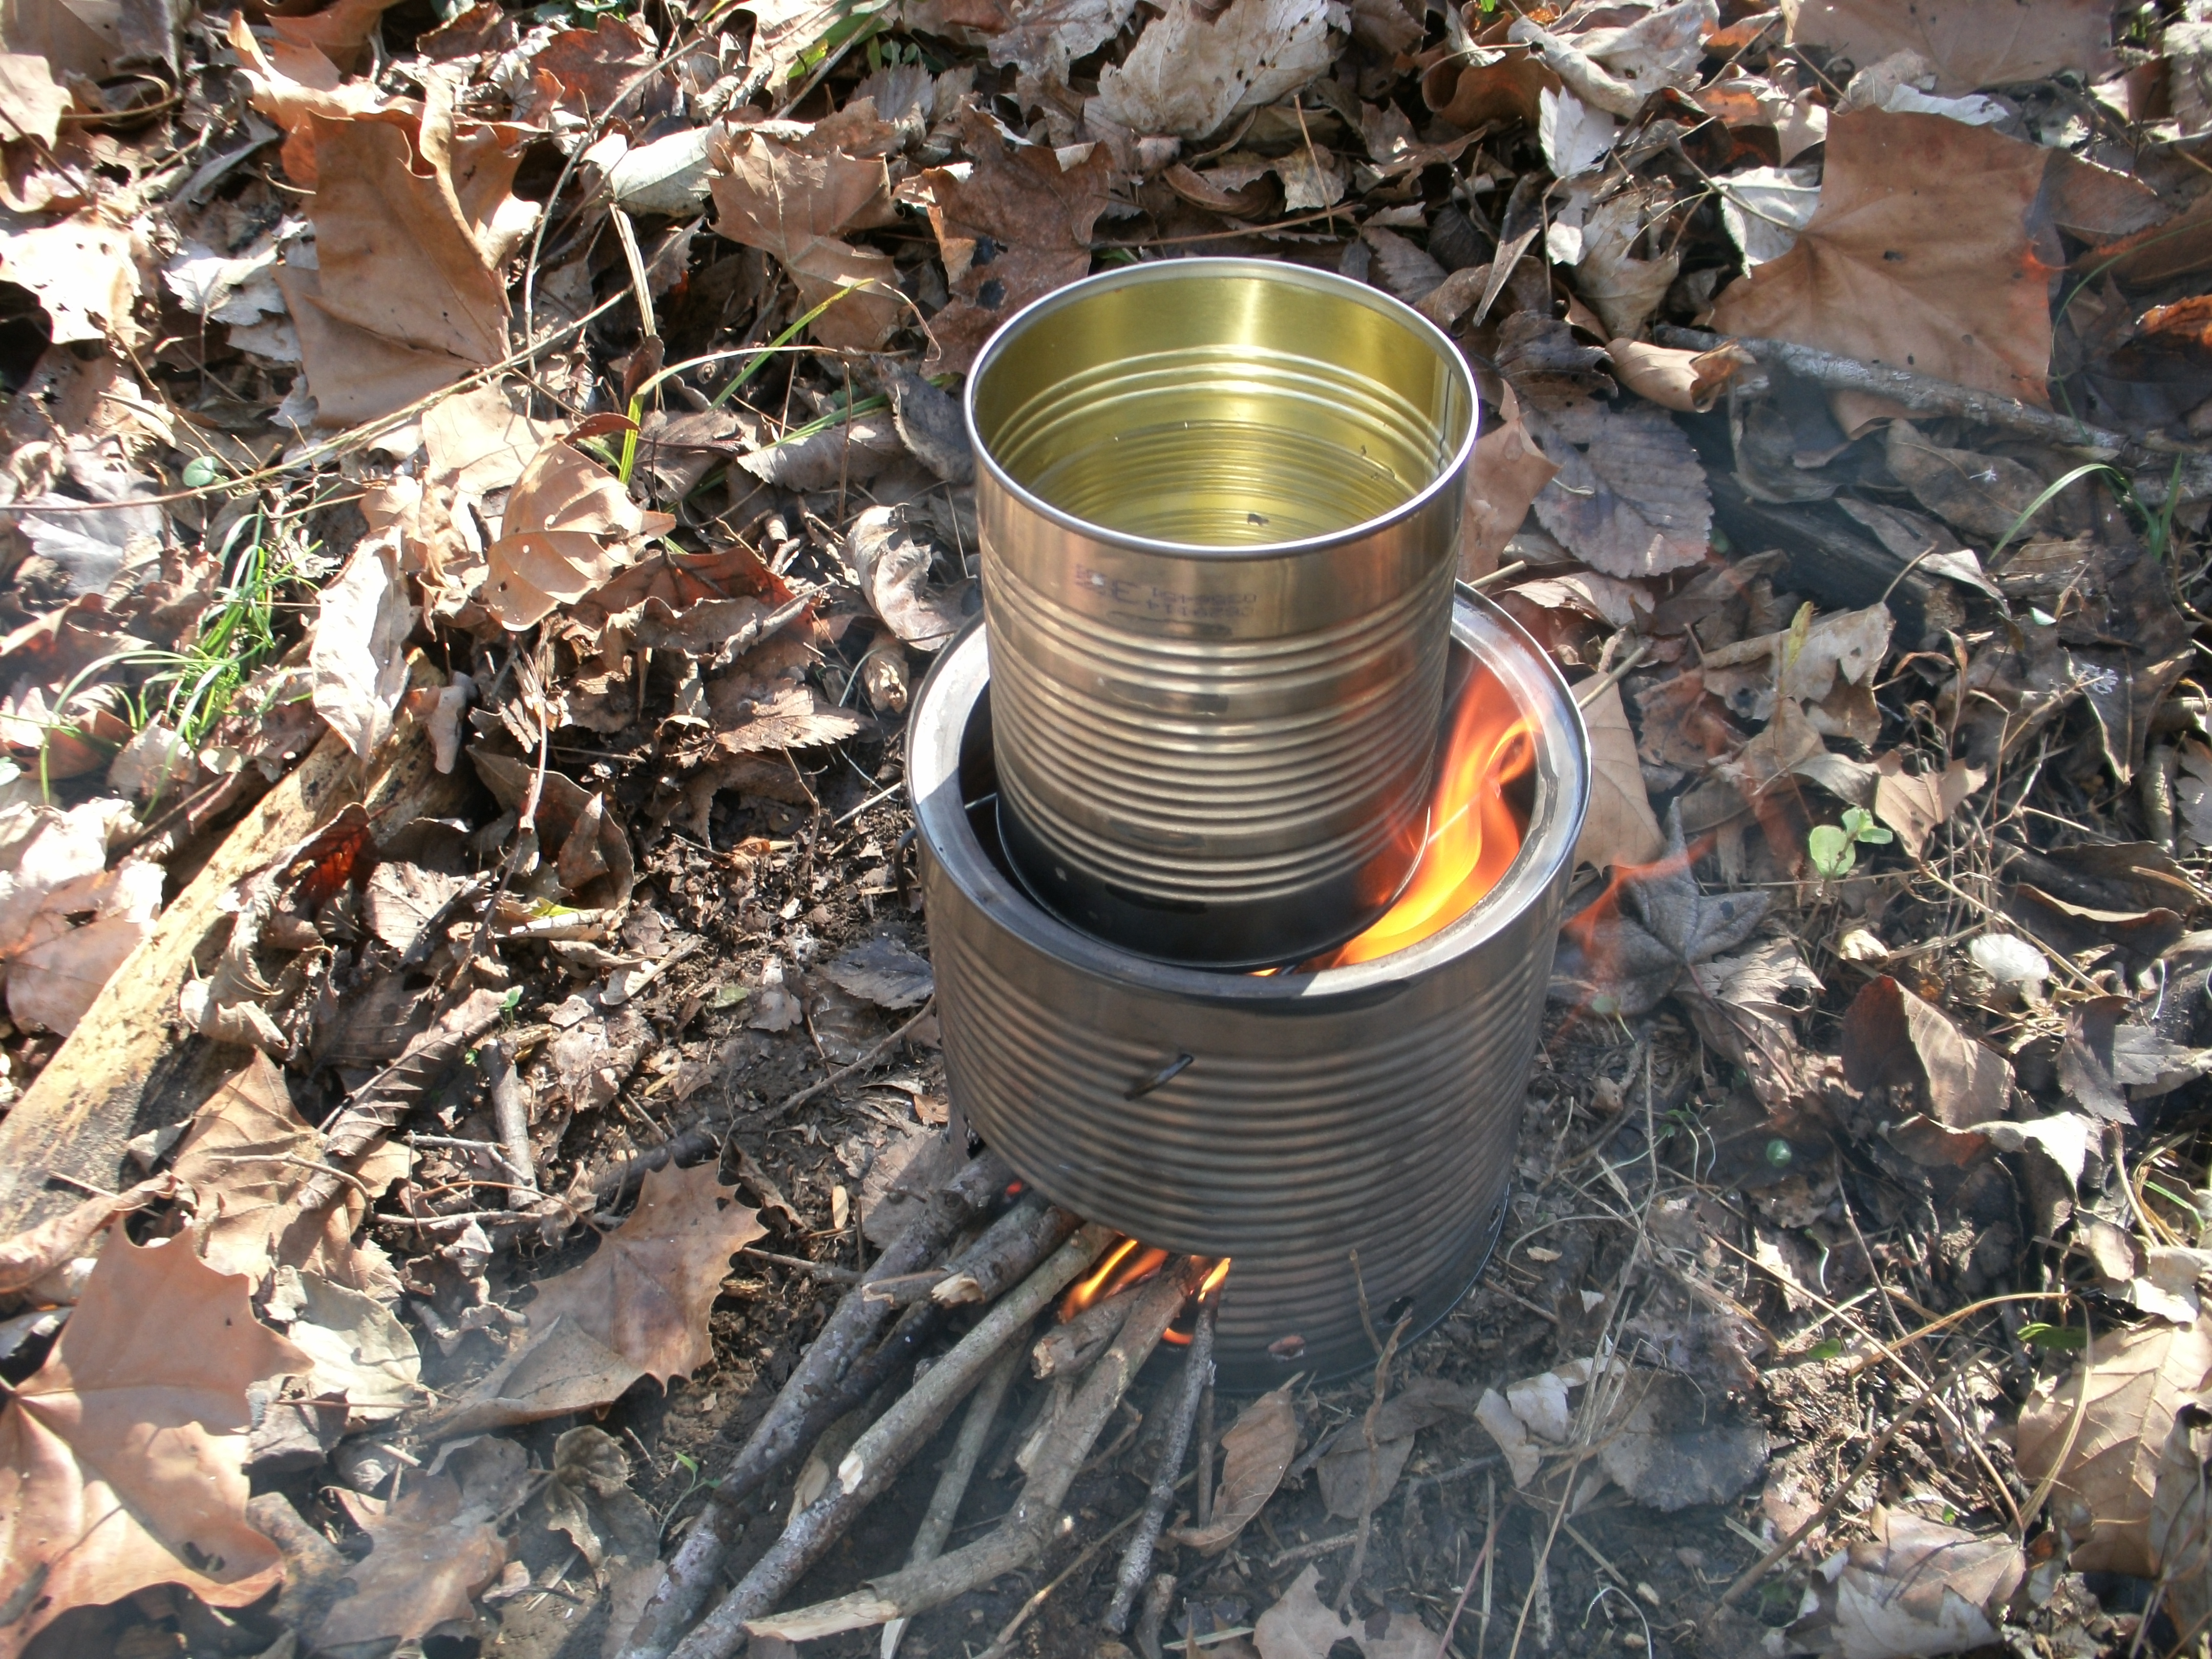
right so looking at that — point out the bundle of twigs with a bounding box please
[611,1147,1224,1659]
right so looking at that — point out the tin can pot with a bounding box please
[966,258,1479,967]
[911,594,1588,1389]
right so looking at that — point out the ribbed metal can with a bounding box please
[966,258,1479,968]
[912,595,1588,1389]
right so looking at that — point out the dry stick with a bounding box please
[1193,1372,1217,1531]
[925,1195,1075,1305]
[1434,1491,1506,1659]
[974,1501,1151,1659]
[738,1247,861,1285]
[752,998,936,1127]
[881,1342,1025,1659]
[1338,1311,1415,1615]
[742,1264,1195,1648]
[1104,1295,1218,1632]
[1653,324,2212,500]
[1135,1572,1177,1659]
[614,1151,1013,1659]
[483,1040,538,1210]
[641,1209,1076,1657]
[671,1227,1123,1659]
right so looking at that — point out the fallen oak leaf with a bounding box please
[0,1234,310,1659]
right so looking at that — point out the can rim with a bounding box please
[910,594,1592,1003]
[962,257,1482,561]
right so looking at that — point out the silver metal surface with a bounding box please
[911,597,1588,1389]
[967,259,1478,967]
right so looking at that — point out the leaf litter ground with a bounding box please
[4,0,2212,1656]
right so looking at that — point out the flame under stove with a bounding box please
[911,595,1590,1389]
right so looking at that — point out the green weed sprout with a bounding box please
[1807,805,1892,881]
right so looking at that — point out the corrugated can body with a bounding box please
[912,599,1588,1390]
[966,259,1479,968]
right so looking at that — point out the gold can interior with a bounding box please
[970,265,1474,549]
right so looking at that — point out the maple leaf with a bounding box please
[0,1235,310,1658]
[1550,804,1769,1015]
[1709,110,2051,422]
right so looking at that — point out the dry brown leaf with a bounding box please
[1254,1563,1433,1659]
[914,107,1112,375]
[2016,1310,2212,1576]
[1573,680,1667,872]
[0,212,144,348]
[316,1439,528,1649]
[1421,44,1557,130]
[268,0,407,71]
[1710,111,2051,426]
[525,1162,764,1385]
[484,440,676,630]
[1458,385,1559,579]
[1811,1506,2025,1658]
[0,1233,310,1657]
[1840,974,2011,1127]
[711,684,866,756]
[1884,422,2057,543]
[1608,339,1753,413]
[422,381,561,495]
[709,124,902,352]
[0,52,71,146]
[172,1053,407,1292]
[0,1175,174,1296]
[984,0,1140,79]
[279,112,512,428]
[1090,0,1338,138]
[226,14,393,186]
[1575,190,1678,341]
[1168,1383,1296,1554]
[1527,398,1710,578]
[1871,753,1986,857]
[309,530,415,759]
[1785,0,2115,93]
[9,902,157,1036]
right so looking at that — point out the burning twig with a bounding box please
[742,1261,1197,1647]
[1032,1284,1137,1378]
[1103,1286,1218,1632]
[615,1151,1013,1659]
[882,1343,1024,1659]
[668,1225,1121,1659]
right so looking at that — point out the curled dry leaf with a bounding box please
[1570,680,1666,873]
[1811,1506,2025,1659]
[1458,384,1558,579]
[1871,753,1986,857]
[850,504,966,651]
[0,214,146,348]
[484,440,676,630]
[1840,975,2011,1128]
[0,1233,311,1659]
[1710,111,2051,428]
[309,529,416,760]
[1167,1382,1296,1554]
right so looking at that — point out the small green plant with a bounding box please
[2017,1321,2088,1352]
[1807,805,1892,880]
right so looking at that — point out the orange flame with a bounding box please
[1318,665,1534,967]
[1059,1239,1233,1342]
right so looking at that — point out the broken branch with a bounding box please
[1103,1292,1216,1632]
[740,1260,1193,1648]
